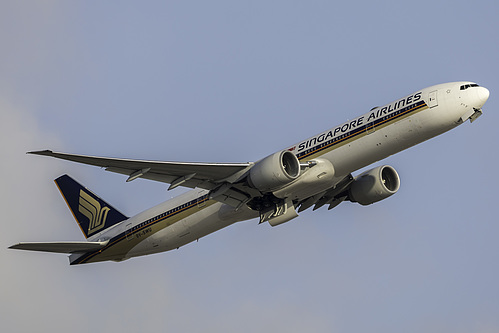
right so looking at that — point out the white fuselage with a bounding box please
[71,81,488,264]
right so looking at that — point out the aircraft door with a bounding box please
[428,90,438,108]
[197,190,207,208]
[366,108,376,134]
[366,121,375,134]
[125,223,133,240]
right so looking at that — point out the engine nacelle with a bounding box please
[273,158,335,200]
[349,165,400,205]
[249,150,300,192]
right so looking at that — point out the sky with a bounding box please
[1,0,498,332]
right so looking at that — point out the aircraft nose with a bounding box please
[476,86,490,108]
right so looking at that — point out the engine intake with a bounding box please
[249,150,300,192]
[349,165,400,205]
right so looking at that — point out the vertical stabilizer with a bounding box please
[55,175,128,239]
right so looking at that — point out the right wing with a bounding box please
[29,150,253,191]
[29,150,256,207]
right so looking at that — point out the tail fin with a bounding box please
[55,175,128,239]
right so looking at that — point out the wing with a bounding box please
[297,174,354,212]
[29,150,253,191]
[29,150,256,207]
[9,241,109,254]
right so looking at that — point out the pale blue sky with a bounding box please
[1,1,498,332]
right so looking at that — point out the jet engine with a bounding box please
[248,150,300,192]
[349,165,400,205]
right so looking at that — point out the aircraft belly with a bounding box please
[125,202,246,257]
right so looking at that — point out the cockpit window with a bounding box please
[460,83,479,90]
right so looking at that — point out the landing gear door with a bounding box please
[428,90,438,108]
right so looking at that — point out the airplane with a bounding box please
[9,81,490,265]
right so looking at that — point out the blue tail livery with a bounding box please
[55,175,128,239]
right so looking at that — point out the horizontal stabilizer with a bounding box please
[9,240,108,254]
